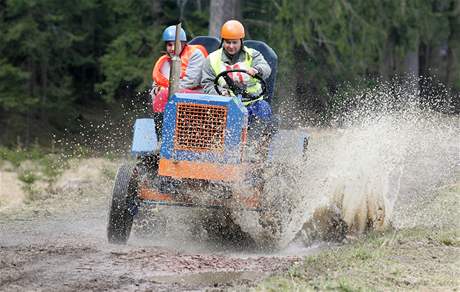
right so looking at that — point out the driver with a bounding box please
[201,20,272,122]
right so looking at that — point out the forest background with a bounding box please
[0,0,458,148]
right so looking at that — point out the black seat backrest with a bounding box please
[189,36,220,54]
[243,40,278,102]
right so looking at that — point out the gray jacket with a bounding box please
[201,47,271,95]
[151,45,206,93]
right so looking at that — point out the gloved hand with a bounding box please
[220,88,231,96]
[150,86,160,99]
[247,67,259,77]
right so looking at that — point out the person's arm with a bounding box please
[151,80,161,95]
[179,49,205,89]
[201,57,221,95]
[150,64,160,98]
[251,50,271,80]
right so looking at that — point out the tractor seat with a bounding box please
[189,36,221,54]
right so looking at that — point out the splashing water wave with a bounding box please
[232,82,459,248]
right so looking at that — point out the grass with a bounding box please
[257,228,459,291]
[1,145,121,207]
[0,146,70,201]
[0,146,47,167]
[101,165,117,180]
[256,183,460,291]
[18,170,39,185]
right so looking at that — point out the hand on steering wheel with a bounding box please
[213,69,267,104]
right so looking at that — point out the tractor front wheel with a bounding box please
[107,164,136,244]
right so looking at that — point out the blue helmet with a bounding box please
[162,25,187,42]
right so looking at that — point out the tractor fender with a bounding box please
[131,118,159,156]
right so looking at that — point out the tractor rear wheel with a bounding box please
[107,164,136,244]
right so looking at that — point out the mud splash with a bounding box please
[295,84,459,243]
[153,84,458,249]
[1,82,458,250]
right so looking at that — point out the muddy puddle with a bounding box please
[0,190,319,291]
[0,227,310,291]
[148,271,267,289]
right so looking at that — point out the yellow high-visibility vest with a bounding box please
[209,47,263,105]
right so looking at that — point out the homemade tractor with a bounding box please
[107,36,309,249]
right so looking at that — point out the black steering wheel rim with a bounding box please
[213,69,267,103]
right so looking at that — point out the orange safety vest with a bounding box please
[152,44,208,88]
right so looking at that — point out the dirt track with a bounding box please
[0,190,320,291]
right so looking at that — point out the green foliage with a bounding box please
[0,145,69,202]
[1,0,78,109]
[96,29,159,102]
[244,0,459,114]
[0,146,46,167]
[39,154,67,183]
[0,59,36,110]
[0,0,458,146]
[0,146,67,181]
[95,0,210,102]
[18,170,38,185]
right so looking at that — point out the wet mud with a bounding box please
[0,188,319,291]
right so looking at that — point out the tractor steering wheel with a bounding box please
[213,69,267,104]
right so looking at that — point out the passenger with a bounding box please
[150,25,207,133]
[201,20,274,154]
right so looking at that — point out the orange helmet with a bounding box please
[221,20,245,39]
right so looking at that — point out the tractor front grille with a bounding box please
[174,103,227,152]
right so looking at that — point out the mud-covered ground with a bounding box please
[0,158,321,291]
[0,210,314,291]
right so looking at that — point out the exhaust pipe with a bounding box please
[168,23,182,100]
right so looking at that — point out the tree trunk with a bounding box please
[26,59,35,148]
[177,0,189,20]
[208,0,241,38]
[40,59,48,120]
[379,29,396,82]
[446,0,460,112]
[0,108,7,145]
[403,50,419,77]
[403,36,420,97]
[152,0,162,21]
[446,1,459,89]
[418,42,429,79]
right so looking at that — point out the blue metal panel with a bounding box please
[160,93,248,164]
[226,95,248,150]
[131,118,159,156]
[161,99,177,159]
